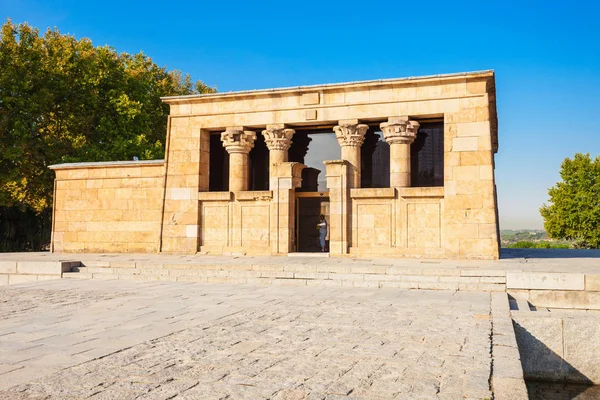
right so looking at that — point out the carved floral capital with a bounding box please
[221,129,256,153]
[261,127,295,151]
[333,123,369,147]
[380,117,420,145]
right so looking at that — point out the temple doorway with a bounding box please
[289,129,335,253]
[289,129,340,192]
[295,194,329,253]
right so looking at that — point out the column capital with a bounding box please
[221,128,256,153]
[380,116,420,145]
[333,121,369,147]
[262,125,295,151]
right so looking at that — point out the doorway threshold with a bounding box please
[288,252,330,258]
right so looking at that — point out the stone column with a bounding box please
[333,120,369,188]
[262,124,295,167]
[380,117,420,187]
[221,128,256,192]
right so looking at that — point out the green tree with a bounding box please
[0,19,215,250]
[540,153,600,248]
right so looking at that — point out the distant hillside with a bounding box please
[500,230,571,248]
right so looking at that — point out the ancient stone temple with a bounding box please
[49,70,500,259]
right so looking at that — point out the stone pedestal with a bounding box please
[269,162,305,254]
[221,128,256,192]
[334,120,368,189]
[380,117,420,187]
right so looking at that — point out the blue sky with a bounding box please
[3,0,600,229]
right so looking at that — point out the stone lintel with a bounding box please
[266,123,286,130]
[338,119,360,125]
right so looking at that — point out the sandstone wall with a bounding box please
[160,119,209,254]
[51,161,165,253]
[50,71,499,259]
[443,84,499,259]
[198,191,273,254]
[162,71,499,259]
[347,187,444,257]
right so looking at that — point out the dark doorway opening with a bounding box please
[249,133,269,190]
[361,127,390,188]
[209,133,229,191]
[411,121,444,187]
[296,196,329,252]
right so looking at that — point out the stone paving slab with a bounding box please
[0,279,493,399]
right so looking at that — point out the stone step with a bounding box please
[287,252,329,258]
[515,298,532,311]
[62,272,93,279]
[69,265,506,283]
[81,261,111,268]
[65,266,506,291]
[65,260,508,292]
[77,261,507,278]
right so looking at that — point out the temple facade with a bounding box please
[50,70,500,259]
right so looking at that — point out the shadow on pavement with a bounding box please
[501,248,600,260]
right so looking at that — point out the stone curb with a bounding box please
[0,261,80,286]
[490,292,528,400]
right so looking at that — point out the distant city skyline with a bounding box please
[3,0,599,230]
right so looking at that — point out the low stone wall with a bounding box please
[349,187,446,257]
[325,158,499,260]
[490,292,529,399]
[509,271,600,386]
[198,191,275,255]
[507,272,600,310]
[0,261,77,285]
[50,160,165,253]
[513,312,600,384]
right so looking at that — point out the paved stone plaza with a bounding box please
[0,279,493,399]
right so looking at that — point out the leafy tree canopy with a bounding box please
[540,153,600,248]
[0,19,215,213]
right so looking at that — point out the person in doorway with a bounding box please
[317,214,327,252]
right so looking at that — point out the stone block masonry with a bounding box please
[512,307,600,385]
[49,70,500,259]
[50,160,165,253]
